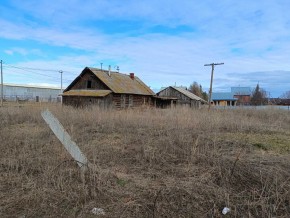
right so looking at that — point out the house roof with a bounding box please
[171,86,208,103]
[212,92,237,101]
[231,87,251,95]
[62,90,112,97]
[89,68,155,95]
[64,67,155,96]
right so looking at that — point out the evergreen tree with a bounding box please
[251,84,267,105]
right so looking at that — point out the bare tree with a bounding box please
[189,82,208,101]
[280,91,290,99]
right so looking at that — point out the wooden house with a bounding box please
[156,86,207,108]
[62,67,155,108]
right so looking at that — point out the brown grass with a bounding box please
[1,105,290,217]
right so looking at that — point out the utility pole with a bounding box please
[1,60,3,107]
[59,70,63,103]
[100,63,103,70]
[204,62,224,110]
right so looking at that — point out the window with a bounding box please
[87,80,92,89]
[129,95,133,107]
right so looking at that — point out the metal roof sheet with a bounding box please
[3,83,61,90]
[212,92,237,101]
[62,90,112,97]
[171,86,207,103]
[89,68,155,95]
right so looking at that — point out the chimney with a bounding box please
[108,65,111,76]
[130,73,134,79]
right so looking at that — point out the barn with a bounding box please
[62,67,155,108]
[156,86,207,108]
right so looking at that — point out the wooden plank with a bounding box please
[41,109,88,168]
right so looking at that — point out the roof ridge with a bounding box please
[89,67,132,77]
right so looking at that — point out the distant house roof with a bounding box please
[62,90,112,97]
[64,67,155,96]
[231,87,251,95]
[212,92,238,101]
[171,86,208,103]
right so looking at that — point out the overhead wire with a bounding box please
[3,65,73,83]
[3,63,79,74]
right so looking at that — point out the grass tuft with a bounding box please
[1,105,290,217]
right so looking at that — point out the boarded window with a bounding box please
[121,95,126,108]
[87,80,92,89]
[129,95,133,107]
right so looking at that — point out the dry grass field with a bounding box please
[1,105,290,217]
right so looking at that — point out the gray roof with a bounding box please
[212,92,237,101]
[171,86,207,103]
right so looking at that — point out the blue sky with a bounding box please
[1,0,290,97]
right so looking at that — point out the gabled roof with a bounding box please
[231,87,251,95]
[64,67,155,96]
[89,68,154,95]
[212,92,237,101]
[62,90,112,97]
[171,86,207,103]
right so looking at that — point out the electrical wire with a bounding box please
[3,66,73,83]
[3,63,78,74]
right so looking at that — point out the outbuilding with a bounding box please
[156,86,207,108]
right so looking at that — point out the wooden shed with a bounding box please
[156,86,207,108]
[62,67,155,109]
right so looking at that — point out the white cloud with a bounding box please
[1,0,290,97]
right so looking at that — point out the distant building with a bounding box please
[1,83,61,102]
[62,67,155,108]
[211,92,238,106]
[231,87,251,105]
[211,87,251,106]
[156,86,207,109]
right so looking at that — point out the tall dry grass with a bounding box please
[1,105,290,217]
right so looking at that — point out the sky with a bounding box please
[1,0,290,97]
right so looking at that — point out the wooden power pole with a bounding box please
[204,63,224,110]
[59,70,63,104]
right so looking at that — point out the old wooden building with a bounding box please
[62,67,155,108]
[156,86,207,108]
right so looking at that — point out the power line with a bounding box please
[4,64,60,72]
[3,66,72,83]
[3,64,79,74]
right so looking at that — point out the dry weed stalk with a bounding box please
[0,105,290,217]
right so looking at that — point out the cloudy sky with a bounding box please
[1,0,290,96]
